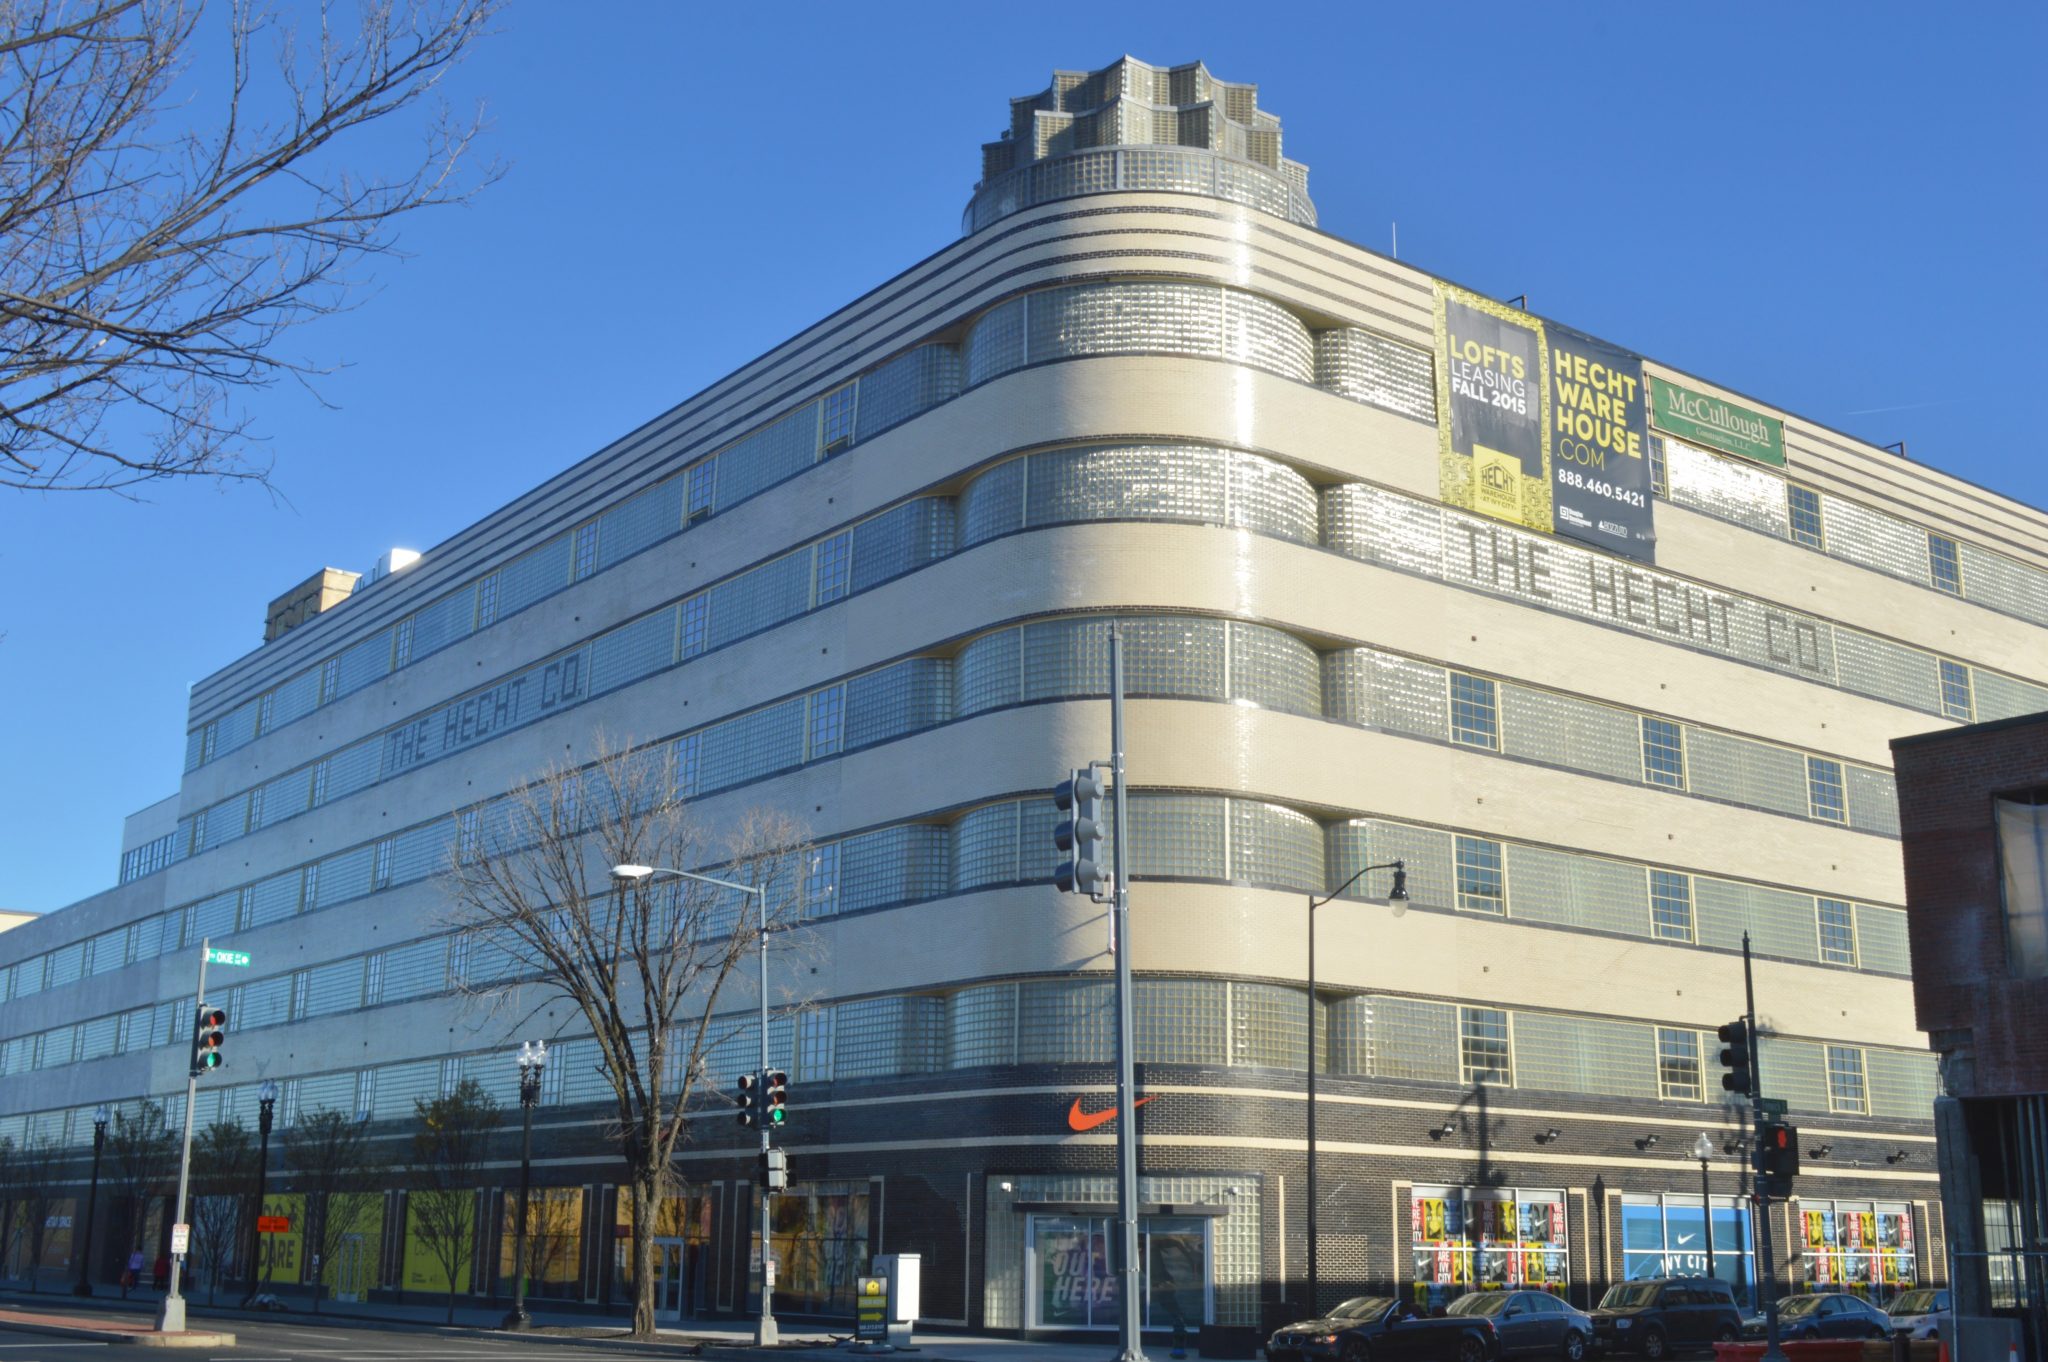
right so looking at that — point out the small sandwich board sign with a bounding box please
[855,1276,888,1341]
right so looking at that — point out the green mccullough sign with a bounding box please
[1649,375,1785,468]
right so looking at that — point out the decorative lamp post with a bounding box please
[1305,860,1406,1315]
[72,1105,109,1297]
[502,1040,547,1330]
[1692,1131,1717,1287]
[240,1080,278,1306]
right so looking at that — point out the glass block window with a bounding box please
[1808,757,1848,823]
[1449,673,1499,749]
[807,686,845,760]
[1826,1045,1869,1113]
[1788,484,1825,548]
[1642,717,1686,789]
[1459,1007,1513,1086]
[685,460,715,524]
[1656,1027,1703,1101]
[821,384,857,454]
[1454,837,1505,915]
[1817,898,1858,966]
[1649,870,1694,942]
[813,533,851,606]
[1939,659,1974,722]
[1928,533,1962,594]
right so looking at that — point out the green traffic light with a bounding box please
[769,1108,785,1125]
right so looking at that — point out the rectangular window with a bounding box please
[1939,659,1974,722]
[1449,673,1499,749]
[394,617,415,669]
[1641,717,1686,789]
[199,722,219,764]
[372,839,395,891]
[1657,1027,1703,1102]
[1650,438,1668,496]
[814,533,851,606]
[1818,898,1857,966]
[1825,1045,1869,1113]
[1649,870,1695,942]
[679,595,708,659]
[1997,795,2048,978]
[821,384,857,454]
[685,460,715,525]
[476,573,501,628]
[673,734,700,798]
[457,809,481,863]
[318,656,341,705]
[572,522,600,581]
[1808,757,1847,823]
[1788,484,1825,549]
[1928,533,1962,595]
[257,693,274,735]
[1454,836,1505,914]
[1459,1007,1513,1086]
[808,685,845,759]
[806,844,840,918]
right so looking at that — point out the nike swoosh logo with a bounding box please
[1068,1095,1153,1132]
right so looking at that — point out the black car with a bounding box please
[1448,1290,1595,1361]
[1267,1295,1500,1362]
[1771,1293,1893,1341]
[1590,1278,1744,1358]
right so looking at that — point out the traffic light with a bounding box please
[1757,1121,1801,1191]
[764,1069,788,1127]
[191,1006,227,1075]
[1716,1019,1754,1097]
[1053,767,1107,898]
[760,1147,789,1191]
[734,1072,757,1128]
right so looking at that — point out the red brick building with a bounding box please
[1892,713,2048,1355]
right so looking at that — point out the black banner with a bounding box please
[1546,324,1654,562]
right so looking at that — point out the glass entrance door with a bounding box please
[652,1238,687,1321]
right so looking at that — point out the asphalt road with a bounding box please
[0,1315,714,1361]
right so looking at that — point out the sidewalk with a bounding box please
[0,1299,235,1348]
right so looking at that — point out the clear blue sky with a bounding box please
[6,3,2044,914]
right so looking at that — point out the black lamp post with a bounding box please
[72,1106,109,1297]
[1306,859,1406,1315]
[240,1080,277,1307]
[501,1040,546,1331]
[1692,1132,1717,1287]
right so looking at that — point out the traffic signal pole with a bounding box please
[1742,933,1787,1362]
[1108,625,1146,1362]
[156,939,211,1334]
[752,883,778,1348]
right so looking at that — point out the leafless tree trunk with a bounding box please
[408,1077,498,1323]
[107,1098,177,1286]
[0,0,502,495]
[13,1137,61,1290]
[280,1108,384,1313]
[191,1120,255,1304]
[440,738,812,1338]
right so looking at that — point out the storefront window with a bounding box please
[1028,1214,1211,1330]
[1620,1194,1755,1309]
[748,1181,871,1317]
[1798,1201,1917,1304]
[1411,1186,1568,1309]
[497,1187,584,1301]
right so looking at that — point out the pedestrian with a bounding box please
[153,1252,169,1290]
[121,1249,143,1295]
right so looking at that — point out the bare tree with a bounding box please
[190,1120,255,1304]
[407,1077,498,1322]
[523,1186,581,1301]
[12,1136,62,1290]
[106,1100,178,1287]
[441,739,811,1338]
[0,0,502,495]
[280,1109,384,1313]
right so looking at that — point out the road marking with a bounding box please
[0,1344,108,1349]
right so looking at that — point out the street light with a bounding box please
[72,1106,109,1297]
[502,1040,547,1330]
[1305,859,1406,1315]
[1691,1132,1717,1288]
[240,1080,278,1307]
[611,862,778,1346]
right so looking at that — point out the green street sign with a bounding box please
[204,948,252,968]
[1757,1097,1788,1118]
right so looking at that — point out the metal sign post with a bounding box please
[1108,625,1147,1362]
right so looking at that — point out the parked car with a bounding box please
[1267,1295,1500,1362]
[1886,1289,1951,1341]
[1769,1292,1894,1340]
[1448,1290,1595,1361]
[1590,1277,1744,1358]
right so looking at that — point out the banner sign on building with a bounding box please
[1649,375,1785,468]
[1436,286,1549,535]
[1436,285,1656,563]
[1547,324,1653,562]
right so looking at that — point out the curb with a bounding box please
[0,1308,235,1348]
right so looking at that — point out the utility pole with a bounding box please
[1108,625,1145,1362]
[156,941,209,1334]
[1742,933,1787,1362]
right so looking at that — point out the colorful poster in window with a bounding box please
[1800,1202,1917,1303]
[1436,287,1549,535]
[1411,1186,1566,1309]
[1546,324,1653,562]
